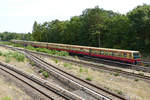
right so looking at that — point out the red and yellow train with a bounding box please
[11,40,141,64]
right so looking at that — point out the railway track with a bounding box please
[1,44,150,99]
[24,50,126,100]
[79,56,150,73]
[14,46,150,82]
[3,45,127,100]
[0,60,84,100]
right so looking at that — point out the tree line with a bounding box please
[1,4,150,54]
[0,32,32,41]
[32,4,150,54]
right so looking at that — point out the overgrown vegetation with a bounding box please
[30,61,36,66]
[55,59,58,63]
[85,77,92,81]
[113,73,119,76]
[0,50,25,63]
[42,71,49,78]
[38,68,49,78]
[1,96,11,100]
[115,90,123,95]
[63,63,72,69]
[134,79,139,82]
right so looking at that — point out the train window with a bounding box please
[108,52,113,56]
[123,53,127,58]
[112,52,114,56]
[100,51,104,55]
[114,52,118,57]
[104,51,108,55]
[127,53,132,59]
[118,52,122,57]
[133,53,140,59]
[81,48,89,52]
[91,49,99,54]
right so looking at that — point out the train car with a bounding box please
[11,40,141,64]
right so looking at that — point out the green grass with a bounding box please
[64,63,69,67]
[85,69,88,73]
[63,63,72,69]
[0,96,11,100]
[0,51,25,62]
[11,52,25,62]
[79,67,83,73]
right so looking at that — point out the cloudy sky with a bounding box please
[0,0,150,33]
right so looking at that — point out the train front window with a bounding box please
[133,53,140,59]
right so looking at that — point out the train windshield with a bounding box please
[133,52,140,59]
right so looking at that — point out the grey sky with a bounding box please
[0,0,150,33]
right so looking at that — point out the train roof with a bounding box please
[12,40,140,53]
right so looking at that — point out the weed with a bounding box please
[85,77,92,81]
[0,50,2,56]
[30,61,36,66]
[134,79,139,82]
[139,72,144,76]
[110,72,113,75]
[39,69,44,73]
[85,69,88,73]
[1,96,11,100]
[42,71,49,78]
[113,73,119,76]
[64,63,69,67]
[68,65,72,69]
[55,59,58,63]
[116,90,123,95]
[13,44,23,47]
[104,86,110,90]
[79,67,83,73]
[13,52,25,62]
[75,56,78,59]
[5,57,10,63]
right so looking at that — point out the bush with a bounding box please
[30,61,36,66]
[134,79,139,82]
[26,45,35,50]
[42,71,49,78]
[39,69,44,73]
[55,59,58,63]
[113,73,119,76]
[85,77,92,81]
[5,57,10,63]
[117,90,123,95]
[12,52,25,62]
[0,50,3,56]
